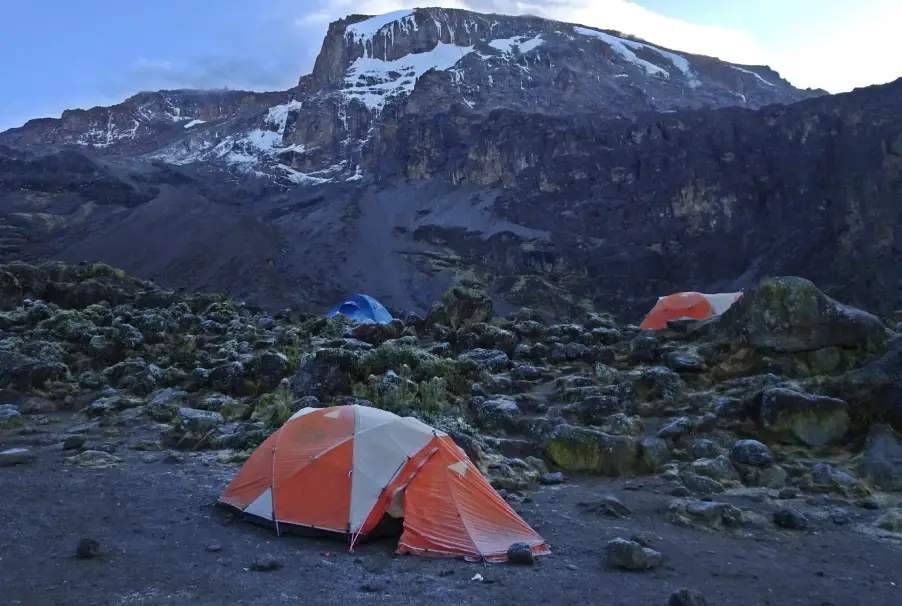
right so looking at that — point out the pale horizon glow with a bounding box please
[1,0,899,132]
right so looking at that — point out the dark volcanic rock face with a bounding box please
[0,7,898,321]
[363,78,902,317]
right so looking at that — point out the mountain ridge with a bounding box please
[0,8,899,323]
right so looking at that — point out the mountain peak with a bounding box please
[2,6,824,185]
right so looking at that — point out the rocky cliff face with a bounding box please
[1,8,821,184]
[1,7,898,322]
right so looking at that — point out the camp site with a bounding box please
[3,272,901,605]
[3,3,902,604]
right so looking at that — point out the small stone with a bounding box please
[668,588,709,606]
[249,555,282,571]
[778,487,799,500]
[858,499,879,510]
[163,453,185,464]
[205,543,223,553]
[773,507,808,530]
[875,508,902,532]
[62,435,86,450]
[670,486,692,497]
[0,404,24,429]
[582,494,632,518]
[0,448,36,466]
[629,533,654,548]
[730,439,775,467]
[829,508,852,525]
[539,471,565,485]
[76,538,100,558]
[604,538,662,571]
[506,542,535,565]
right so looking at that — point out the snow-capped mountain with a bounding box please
[6,7,899,323]
[1,8,822,187]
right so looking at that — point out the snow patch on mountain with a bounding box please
[346,9,418,47]
[574,26,700,88]
[730,65,775,87]
[146,98,330,184]
[489,35,544,55]
[184,120,206,129]
[344,43,475,111]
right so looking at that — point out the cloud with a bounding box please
[294,12,333,28]
[121,55,302,93]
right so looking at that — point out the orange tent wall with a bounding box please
[219,406,357,532]
[394,436,550,562]
[639,292,716,329]
[219,408,550,563]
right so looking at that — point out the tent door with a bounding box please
[386,488,404,518]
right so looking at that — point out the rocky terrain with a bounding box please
[9,8,901,322]
[2,262,902,604]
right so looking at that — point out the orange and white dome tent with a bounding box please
[640,291,743,329]
[218,404,549,562]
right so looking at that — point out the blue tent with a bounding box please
[327,294,393,324]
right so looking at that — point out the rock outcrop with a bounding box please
[1,263,900,504]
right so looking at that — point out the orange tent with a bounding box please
[640,291,743,329]
[218,404,549,562]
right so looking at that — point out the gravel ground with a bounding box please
[2,413,901,606]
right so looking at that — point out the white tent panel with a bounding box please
[243,487,273,520]
[347,418,437,532]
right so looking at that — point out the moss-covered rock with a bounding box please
[0,404,23,429]
[545,424,664,476]
[437,286,494,329]
[717,276,889,355]
[857,424,902,492]
[754,387,850,447]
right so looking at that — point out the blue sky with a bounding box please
[1,0,900,132]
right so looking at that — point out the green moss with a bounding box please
[546,425,644,476]
[253,381,294,429]
[87,263,126,279]
[280,343,303,367]
[0,271,21,296]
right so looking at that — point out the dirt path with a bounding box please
[2,414,901,606]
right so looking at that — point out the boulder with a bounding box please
[176,407,225,434]
[604,538,662,571]
[717,276,889,354]
[458,348,509,372]
[0,403,23,429]
[857,424,902,492]
[690,455,740,484]
[544,424,666,476]
[730,439,775,467]
[0,341,70,390]
[471,398,522,433]
[668,499,744,531]
[634,367,685,414]
[875,509,902,532]
[290,348,359,401]
[103,357,163,396]
[754,387,850,447]
[245,350,291,391]
[0,447,36,466]
[146,388,190,422]
[799,462,867,497]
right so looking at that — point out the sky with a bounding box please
[1,0,900,132]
